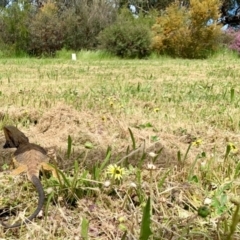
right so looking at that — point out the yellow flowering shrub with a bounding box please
[152,0,222,58]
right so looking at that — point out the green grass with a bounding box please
[0,50,240,239]
[55,49,117,60]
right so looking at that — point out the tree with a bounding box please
[119,0,176,13]
[152,0,222,58]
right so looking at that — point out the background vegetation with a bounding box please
[152,0,222,58]
[0,0,238,58]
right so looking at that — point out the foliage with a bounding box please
[139,197,152,240]
[119,0,177,11]
[0,1,32,55]
[227,29,240,54]
[61,0,116,51]
[152,0,222,58]
[0,0,117,55]
[98,10,152,58]
[27,2,64,56]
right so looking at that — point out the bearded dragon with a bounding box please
[1,125,56,228]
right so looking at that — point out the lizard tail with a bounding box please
[1,175,45,229]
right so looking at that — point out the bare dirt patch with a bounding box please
[1,103,239,172]
[0,103,186,170]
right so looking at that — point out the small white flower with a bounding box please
[147,162,157,170]
[45,187,54,194]
[149,152,157,158]
[129,182,137,188]
[104,180,111,187]
[204,197,212,205]
[201,160,207,168]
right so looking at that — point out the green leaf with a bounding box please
[190,175,198,183]
[230,87,235,103]
[56,168,71,187]
[177,150,181,163]
[224,144,231,161]
[44,191,54,222]
[99,146,111,172]
[153,147,163,163]
[198,206,210,218]
[71,160,80,189]
[234,162,240,178]
[2,163,9,171]
[128,127,136,149]
[92,147,111,181]
[151,135,159,142]
[137,82,141,92]
[93,165,100,181]
[138,152,147,168]
[81,217,89,240]
[183,143,192,163]
[158,169,170,189]
[139,197,152,240]
[121,231,127,240]
[85,141,93,149]
[67,135,72,159]
[188,154,200,181]
[145,122,153,128]
[138,122,153,129]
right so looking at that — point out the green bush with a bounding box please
[98,12,152,58]
[152,0,222,58]
[62,0,117,51]
[27,2,64,56]
[0,2,32,55]
[119,0,177,11]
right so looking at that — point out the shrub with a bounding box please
[0,2,32,55]
[98,11,152,58]
[62,0,117,51]
[227,29,240,54]
[119,0,178,11]
[27,2,64,56]
[152,0,222,58]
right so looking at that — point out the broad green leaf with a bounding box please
[81,217,89,240]
[139,197,152,240]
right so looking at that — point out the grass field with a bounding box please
[0,50,240,239]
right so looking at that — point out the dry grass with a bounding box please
[0,50,240,239]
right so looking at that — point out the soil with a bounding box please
[0,103,196,171]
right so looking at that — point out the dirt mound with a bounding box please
[0,103,185,169]
[30,103,183,168]
[31,103,115,152]
[35,103,86,146]
[0,106,39,124]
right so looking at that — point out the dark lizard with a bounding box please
[1,125,56,228]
